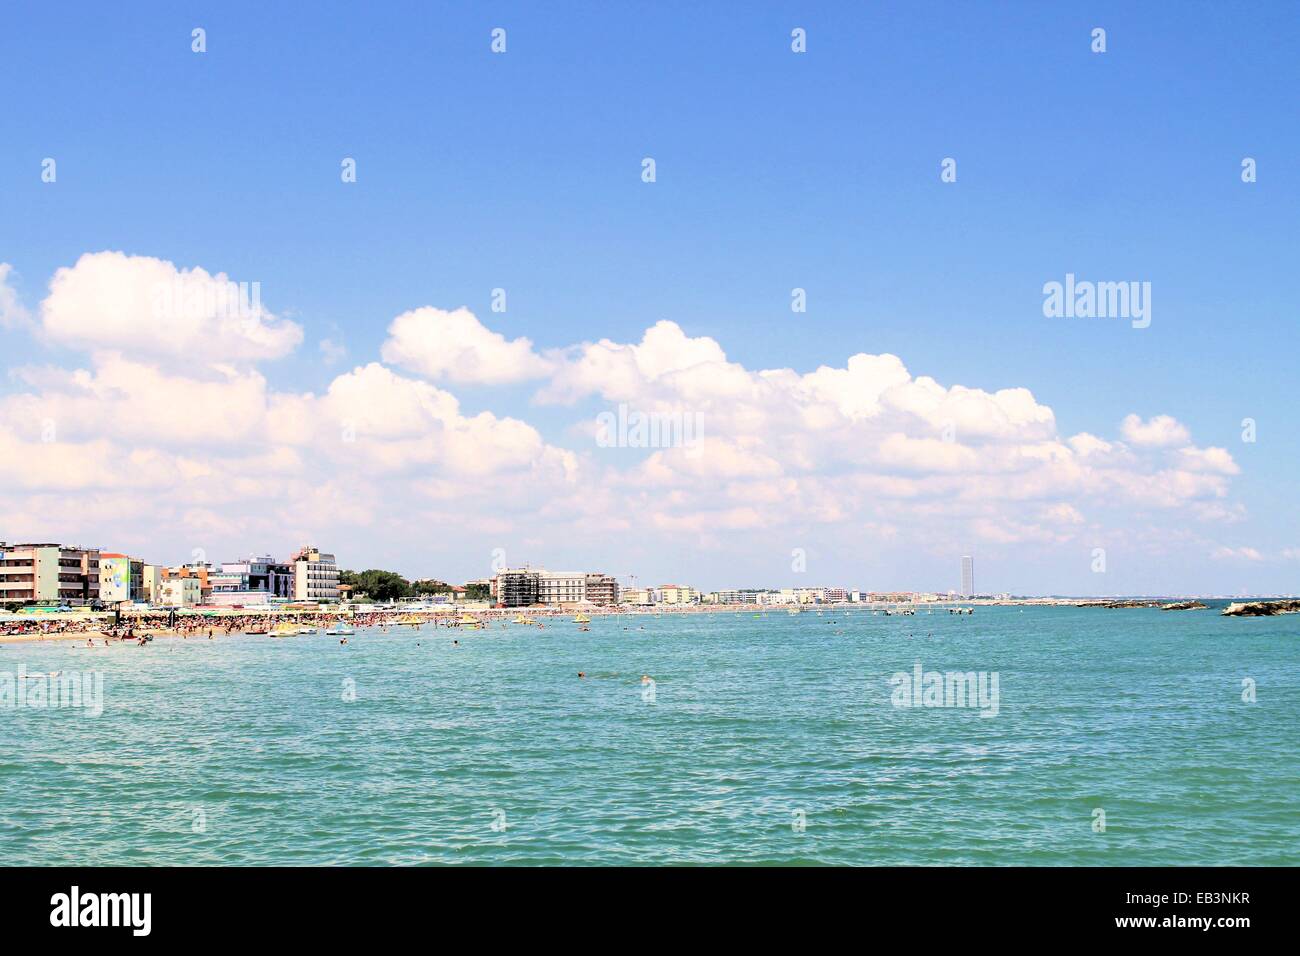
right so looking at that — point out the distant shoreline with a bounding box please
[4,595,1296,645]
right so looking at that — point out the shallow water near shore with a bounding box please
[1,605,1296,865]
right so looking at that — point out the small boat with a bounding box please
[270,622,299,638]
[245,626,270,635]
[457,615,482,629]
[296,625,317,634]
[573,613,591,624]
[512,615,531,625]
[326,626,355,636]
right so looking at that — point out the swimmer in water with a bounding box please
[578,671,586,678]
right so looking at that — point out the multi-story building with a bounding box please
[620,587,654,606]
[792,587,822,605]
[291,547,339,602]
[162,563,214,603]
[656,584,695,605]
[961,556,974,598]
[538,571,586,605]
[493,569,540,607]
[584,573,619,606]
[493,568,619,607]
[99,553,144,604]
[159,577,201,607]
[0,543,101,606]
[715,588,773,605]
[822,587,848,603]
[140,564,163,603]
[213,556,293,605]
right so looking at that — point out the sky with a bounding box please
[1,1,1297,595]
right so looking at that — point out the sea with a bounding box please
[1,603,1295,865]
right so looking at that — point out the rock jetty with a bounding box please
[1076,600,1162,609]
[1221,600,1300,617]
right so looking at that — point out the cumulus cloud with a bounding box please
[0,256,1254,578]
[381,306,553,385]
[39,251,303,363]
[1176,446,1239,475]
[1120,413,1191,448]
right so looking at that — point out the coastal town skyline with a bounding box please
[3,5,1298,597]
[3,536,1290,604]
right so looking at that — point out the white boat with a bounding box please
[326,626,355,636]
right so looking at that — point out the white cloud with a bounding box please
[1210,546,1264,561]
[1120,413,1191,448]
[0,257,1256,579]
[1176,446,1239,475]
[381,306,553,385]
[39,251,302,363]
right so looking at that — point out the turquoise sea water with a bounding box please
[1,605,1296,865]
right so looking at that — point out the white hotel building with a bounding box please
[292,546,339,602]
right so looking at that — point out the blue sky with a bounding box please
[1,2,1297,594]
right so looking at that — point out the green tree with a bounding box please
[411,579,453,595]
[341,569,411,602]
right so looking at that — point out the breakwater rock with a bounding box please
[1076,600,1162,609]
[1221,600,1300,617]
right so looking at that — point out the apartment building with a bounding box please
[99,553,144,604]
[141,564,163,603]
[159,577,202,607]
[583,573,620,606]
[162,563,214,603]
[494,569,540,607]
[493,568,619,607]
[291,547,339,601]
[656,584,695,605]
[620,587,654,606]
[212,556,293,605]
[538,571,586,605]
[0,543,101,606]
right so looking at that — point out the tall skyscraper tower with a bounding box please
[961,555,974,597]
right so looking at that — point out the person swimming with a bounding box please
[578,671,586,678]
